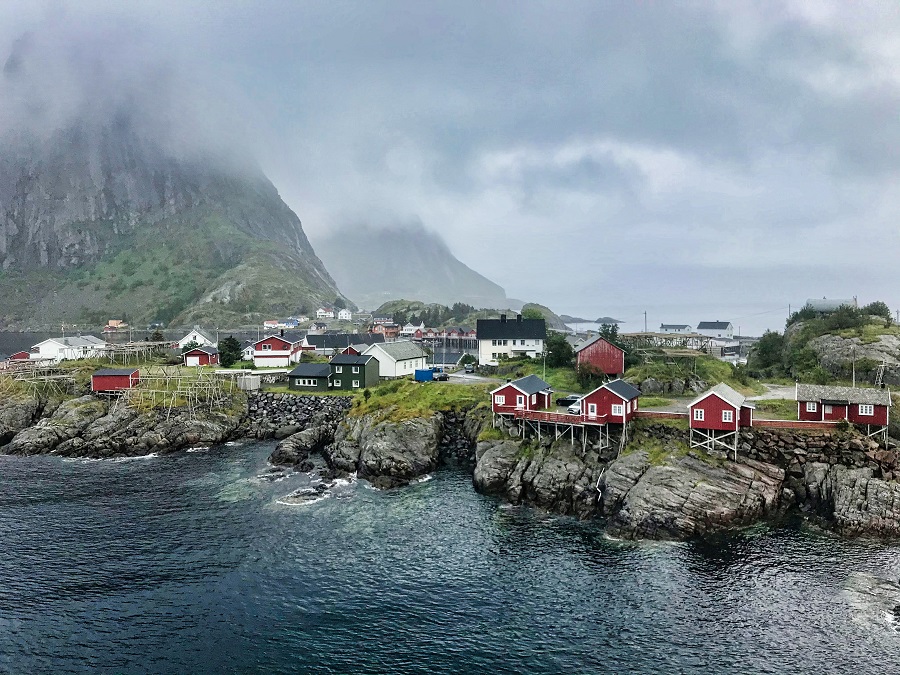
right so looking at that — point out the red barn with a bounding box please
[91,368,140,393]
[575,336,626,377]
[490,375,553,414]
[689,383,754,431]
[579,379,641,423]
[796,383,891,426]
[341,345,361,356]
[183,346,220,367]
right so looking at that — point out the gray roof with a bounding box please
[796,384,891,407]
[330,354,378,366]
[498,374,552,396]
[287,363,331,378]
[181,327,215,344]
[476,317,546,340]
[93,368,139,377]
[603,379,641,401]
[660,323,692,329]
[574,335,624,354]
[41,335,106,347]
[306,333,385,349]
[691,382,751,409]
[697,321,732,330]
[365,341,426,361]
[186,346,219,355]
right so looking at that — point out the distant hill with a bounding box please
[312,224,507,310]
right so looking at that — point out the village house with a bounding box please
[183,346,220,367]
[796,383,891,427]
[371,323,400,340]
[316,307,335,319]
[103,319,128,333]
[263,320,280,330]
[372,315,394,326]
[250,331,304,368]
[362,341,427,379]
[659,323,692,334]
[30,335,107,363]
[329,354,380,390]
[476,315,545,364]
[688,383,754,456]
[308,322,329,334]
[287,363,331,392]
[574,336,625,377]
[337,308,353,321]
[91,368,140,393]
[177,327,216,349]
[303,333,385,355]
[696,321,734,339]
[490,375,553,415]
[400,322,425,338]
[577,379,641,423]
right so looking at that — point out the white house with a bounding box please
[177,327,216,349]
[30,335,107,363]
[476,315,546,365]
[362,340,427,378]
[399,321,425,337]
[316,308,335,319]
[659,324,692,334]
[250,332,304,368]
[337,308,353,321]
[696,321,734,339]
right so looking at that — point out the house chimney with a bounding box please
[517,314,522,322]
[280,328,284,337]
[500,314,507,322]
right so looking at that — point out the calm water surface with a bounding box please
[1,442,898,674]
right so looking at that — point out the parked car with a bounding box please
[566,398,583,414]
[555,394,581,407]
[434,372,449,381]
[464,363,476,373]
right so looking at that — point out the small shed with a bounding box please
[579,379,641,424]
[688,383,754,458]
[183,346,220,367]
[287,363,331,391]
[490,374,553,414]
[574,336,625,377]
[9,351,30,361]
[91,368,140,393]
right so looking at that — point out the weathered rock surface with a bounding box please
[1,394,242,458]
[803,462,900,536]
[605,454,785,540]
[327,413,442,489]
[806,331,900,385]
[244,392,351,439]
[0,397,45,445]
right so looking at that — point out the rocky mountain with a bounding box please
[0,115,345,328]
[311,224,507,310]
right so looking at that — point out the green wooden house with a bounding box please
[287,363,331,391]
[329,354,379,390]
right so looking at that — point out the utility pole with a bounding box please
[644,311,647,333]
[852,345,856,388]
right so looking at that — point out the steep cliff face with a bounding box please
[0,116,344,326]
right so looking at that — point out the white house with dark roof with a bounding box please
[177,326,216,349]
[659,323,692,334]
[337,308,353,321]
[476,315,546,364]
[696,321,733,339]
[362,340,427,378]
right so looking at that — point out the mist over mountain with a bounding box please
[312,223,507,310]
[0,28,343,328]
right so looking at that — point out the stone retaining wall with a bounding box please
[244,392,352,439]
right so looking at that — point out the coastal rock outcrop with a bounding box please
[803,462,900,536]
[0,396,45,445]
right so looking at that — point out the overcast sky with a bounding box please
[2,1,899,334]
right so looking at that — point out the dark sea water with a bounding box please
[1,442,899,674]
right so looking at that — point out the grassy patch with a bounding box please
[752,398,797,420]
[477,427,505,442]
[349,379,490,423]
[638,396,674,408]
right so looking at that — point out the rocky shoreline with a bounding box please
[3,389,900,541]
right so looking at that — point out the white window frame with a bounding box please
[334,366,342,373]
[352,380,360,388]
[693,408,705,421]
[516,394,525,408]
[722,410,734,423]
[859,404,874,416]
[352,366,360,374]
[261,344,272,351]
[531,394,536,404]
[805,402,817,412]
[823,404,832,414]
[611,404,624,416]
[587,403,597,417]
[494,394,505,405]
[333,379,341,387]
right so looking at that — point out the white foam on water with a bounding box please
[111,453,159,462]
[413,474,434,484]
[186,446,209,453]
[276,494,330,507]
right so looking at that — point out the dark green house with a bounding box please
[287,363,331,392]
[329,354,379,391]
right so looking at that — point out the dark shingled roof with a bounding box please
[603,379,641,401]
[330,354,378,366]
[697,321,732,330]
[306,333,385,349]
[796,383,891,407]
[500,374,552,396]
[476,317,546,340]
[186,346,219,355]
[93,368,139,377]
[287,363,331,378]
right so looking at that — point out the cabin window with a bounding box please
[494,395,505,405]
[520,340,526,345]
[516,395,525,407]
[298,379,317,387]
[722,410,734,423]
[805,402,817,412]
[352,380,360,388]
[492,340,498,346]
[859,404,874,416]
[333,379,341,387]
[531,394,536,404]
[335,366,343,373]
[612,404,624,416]
[261,344,272,351]
[588,403,597,416]
[693,408,705,421]
[352,366,360,374]
[824,405,832,414]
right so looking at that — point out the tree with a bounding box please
[862,300,891,322]
[748,330,784,374]
[149,330,165,342]
[545,332,574,368]
[521,307,543,320]
[218,336,243,368]
[599,323,619,343]
[334,297,347,310]
[181,340,200,353]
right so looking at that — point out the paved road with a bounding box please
[748,384,795,401]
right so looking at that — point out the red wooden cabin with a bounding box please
[796,383,890,426]
[579,379,641,423]
[490,375,553,414]
[91,368,140,393]
[689,383,754,431]
[183,346,220,367]
[575,336,625,377]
